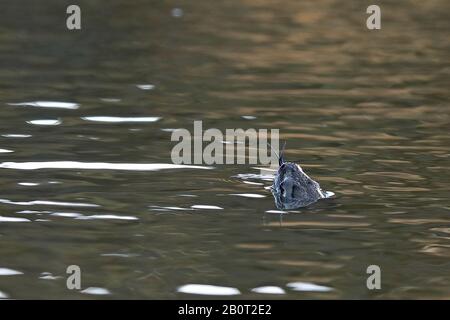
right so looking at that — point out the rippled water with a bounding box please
[0,0,449,299]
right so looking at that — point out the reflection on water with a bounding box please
[0,216,31,223]
[251,286,285,295]
[81,287,112,296]
[82,116,161,123]
[0,161,212,171]
[0,268,23,276]
[26,119,62,126]
[287,282,334,293]
[8,101,80,110]
[0,0,448,299]
[177,284,241,296]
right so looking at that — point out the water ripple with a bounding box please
[287,282,333,292]
[81,287,111,295]
[177,284,240,296]
[77,214,138,221]
[18,182,39,186]
[27,119,61,126]
[101,253,140,258]
[0,268,24,275]
[1,134,32,138]
[0,161,213,171]
[230,193,266,198]
[191,205,223,210]
[0,199,99,208]
[0,216,31,222]
[8,101,79,110]
[82,116,161,123]
[50,212,83,218]
[251,286,286,295]
[39,272,62,280]
[136,84,155,90]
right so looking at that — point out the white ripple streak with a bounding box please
[251,286,286,295]
[82,116,160,123]
[0,161,213,171]
[0,216,31,222]
[0,199,99,208]
[8,101,79,110]
[230,193,266,198]
[77,215,138,221]
[287,282,333,292]
[27,119,61,126]
[177,284,240,296]
[81,287,111,295]
[0,268,24,275]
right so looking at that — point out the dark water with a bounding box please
[0,0,449,299]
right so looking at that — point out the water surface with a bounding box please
[0,0,449,299]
